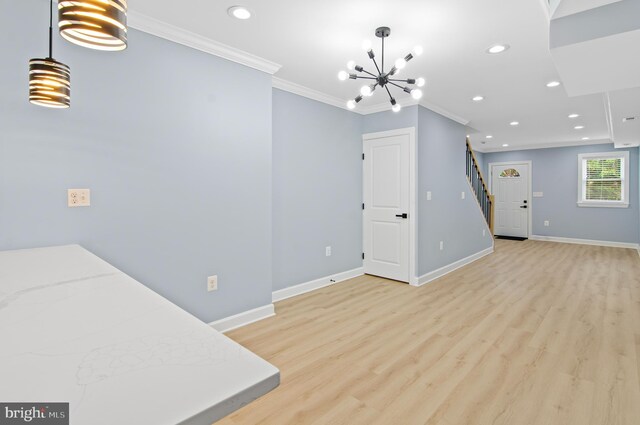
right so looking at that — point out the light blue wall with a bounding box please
[417,107,492,275]
[362,106,493,278]
[0,0,273,322]
[482,144,640,243]
[474,151,486,177]
[2,1,500,319]
[272,89,363,290]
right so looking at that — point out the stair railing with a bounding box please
[466,138,494,234]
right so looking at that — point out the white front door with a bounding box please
[363,134,410,282]
[491,163,530,238]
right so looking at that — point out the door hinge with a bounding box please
[362,153,365,160]
[362,203,365,210]
[362,253,365,260]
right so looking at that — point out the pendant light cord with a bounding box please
[48,0,53,58]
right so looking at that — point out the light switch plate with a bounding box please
[68,189,90,207]
[461,191,466,200]
[533,192,544,198]
[325,246,332,257]
[427,191,432,201]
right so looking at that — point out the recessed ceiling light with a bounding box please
[546,81,561,88]
[228,6,252,20]
[574,125,585,130]
[568,114,580,119]
[486,135,493,139]
[472,96,484,102]
[582,137,590,140]
[510,121,519,126]
[487,44,510,54]
[502,144,509,147]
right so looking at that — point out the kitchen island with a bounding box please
[0,245,279,425]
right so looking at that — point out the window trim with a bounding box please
[577,151,629,208]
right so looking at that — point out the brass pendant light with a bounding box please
[29,0,71,109]
[58,0,128,51]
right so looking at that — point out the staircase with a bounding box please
[466,138,494,234]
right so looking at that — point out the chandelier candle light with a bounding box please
[29,0,71,109]
[339,27,425,112]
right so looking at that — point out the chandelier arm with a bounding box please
[354,76,377,80]
[384,85,394,101]
[388,81,406,90]
[361,69,377,77]
[370,57,382,76]
[388,78,412,83]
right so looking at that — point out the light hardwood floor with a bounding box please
[218,240,640,425]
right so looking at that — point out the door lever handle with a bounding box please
[520,206,528,209]
[396,213,408,219]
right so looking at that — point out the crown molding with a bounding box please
[473,138,612,153]
[357,99,417,115]
[420,100,470,125]
[272,77,353,112]
[271,76,470,124]
[127,11,282,75]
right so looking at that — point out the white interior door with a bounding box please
[491,163,530,238]
[363,134,410,282]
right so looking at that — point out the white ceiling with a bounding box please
[128,0,637,151]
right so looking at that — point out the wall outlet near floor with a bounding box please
[440,241,444,251]
[544,220,550,227]
[325,246,332,257]
[68,189,90,207]
[461,191,465,200]
[207,275,218,292]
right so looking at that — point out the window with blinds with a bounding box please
[578,151,629,208]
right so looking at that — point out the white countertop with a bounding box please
[0,245,279,425]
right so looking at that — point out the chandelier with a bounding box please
[338,27,425,112]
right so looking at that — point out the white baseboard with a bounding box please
[529,235,639,250]
[209,304,275,333]
[272,267,364,302]
[413,246,494,287]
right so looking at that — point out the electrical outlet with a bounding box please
[68,189,90,207]
[207,275,218,292]
[326,246,332,257]
[427,191,432,201]
[440,241,444,251]
[544,220,550,227]
[461,191,466,200]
